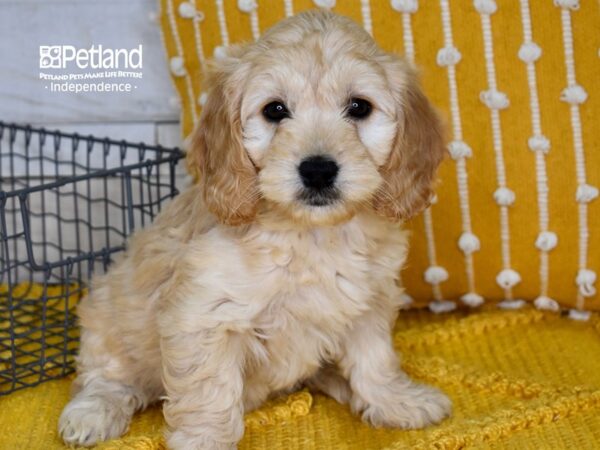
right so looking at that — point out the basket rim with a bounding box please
[0,121,183,154]
[0,121,185,200]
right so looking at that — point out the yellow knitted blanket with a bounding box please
[2,306,600,449]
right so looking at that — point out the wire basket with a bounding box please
[0,121,184,395]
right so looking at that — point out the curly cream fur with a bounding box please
[59,10,449,450]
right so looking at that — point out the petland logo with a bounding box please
[39,45,144,94]
[39,45,143,69]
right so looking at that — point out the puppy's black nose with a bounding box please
[298,155,339,190]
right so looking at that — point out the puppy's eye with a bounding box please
[346,98,372,120]
[263,101,290,123]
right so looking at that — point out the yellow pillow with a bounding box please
[159,0,599,312]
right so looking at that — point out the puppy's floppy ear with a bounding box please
[188,49,259,226]
[372,59,446,221]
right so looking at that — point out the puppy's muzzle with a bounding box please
[298,155,340,206]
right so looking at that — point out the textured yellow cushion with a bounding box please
[3,307,600,449]
[158,0,599,311]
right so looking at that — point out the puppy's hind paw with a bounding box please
[59,394,131,447]
[360,383,452,430]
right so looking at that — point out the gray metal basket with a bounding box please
[0,122,184,395]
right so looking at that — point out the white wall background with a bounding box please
[0,0,189,277]
[0,0,183,149]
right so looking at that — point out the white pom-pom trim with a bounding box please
[498,299,526,310]
[448,140,472,160]
[568,309,590,321]
[399,293,414,308]
[576,269,597,297]
[436,46,462,66]
[494,187,516,206]
[498,299,525,309]
[535,231,558,251]
[461,293,484,307]
[424,266,449,285]
[553,0,579,10]
[178,2,197,18]
[313,0,335,8]
[198,92,208,107]
[518,42,542,63]
[480,90,510,109]
[496,269,521,289]
[474,0,497,15]
[213,46,228,60]
[576,184,599,203]
[429,300,457,314]
[528,135,550,153]
[391,0,418,13]
[534,296,560,311]
[560,85,587,104]
[458,232,480,254]
[238,0,257,13]
[169,56,186,77]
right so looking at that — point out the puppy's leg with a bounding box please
[59,375,146,446]
[161,328,246,450]
[243,371,271,412]
[59,329,152,446]
[339,310,451,430]
[305,364,352,405]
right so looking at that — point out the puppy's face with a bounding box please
[242,38,397,225]
[190,11,445,226]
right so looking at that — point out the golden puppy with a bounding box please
[59,10,449,450]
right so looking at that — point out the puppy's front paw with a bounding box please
[167,429,238,450]
[358,382,451,430]
[59,395,131,446]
